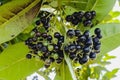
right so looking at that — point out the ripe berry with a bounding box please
[69,52,76,60]
[67,30,75,38]
[32,37,37,42]
[83,30,90,38]
[75,30,81,36]
[76,44,81,51]
[93,37,99,43]
[85,37,92,46]
[54,32,61,38]
[41,33,47,38]
[66,15,73,22]
[78,11,84,19]
[35,20,40,25]
[96,34,102,39]
[37,42,43,49]
[83,20,92,26]
[68,44,76,52]
[79,55,88,64]
[71,19,79,25]
[94,28,101,34]
[83,46,90,53]
[54,44,60,51]
[64,46,69,53]
[44,23,50,30]
[84,11,92,19]
[26,54,32,59]
[35,32,41,37]
[58,36,64,42]
[25,40,29,45]
[47,35,52,41]
[90,11,96,18]
[78,35,86,43]
[41,46,48,53]
[94,45,100,50]
[89,52,96,59]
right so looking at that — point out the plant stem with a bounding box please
[64,54,77,80]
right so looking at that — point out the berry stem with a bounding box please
[64,52,77,80]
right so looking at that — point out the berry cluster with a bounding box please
[35,11,53,30]
[65,11,96,26]
[25,10,102,68]
[64,28,102,64]
[25,25,65,68]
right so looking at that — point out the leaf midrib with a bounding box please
[1,0,40,28]
[0,57,25,72]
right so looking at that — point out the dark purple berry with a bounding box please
[83,20,92,26]
[94,45,100,50]
[79,55,88,64]
[41,46,48,53]
[69,52,76,60]
[71,19,79,25]
[67,30,75,38]
[47,35,52,41]
[90,11,96,18]
[54,32,61,38]
[83,46,90,53]
[35,20,40,25]
[68,44,76,52]
[94,28,101,34]
[32,37,37,42]
[84,11,92,19]
[78,35,86,43]
[54,44,60,51]
[85,37,92,46]
[37,42,43,49]
[96,34,102,39]
[89,52,96,59]
[26,54,32,59]
[41,33,47,38]
[66,15,73,22]
[35,32,41,37]
[83,30,90,38]
[75,30,81,36]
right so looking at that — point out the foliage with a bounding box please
[0,0,119,80]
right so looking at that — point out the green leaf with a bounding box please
[103,54,116,61]
[90,66,108,79]
[64,0,116,21]
[90,23,120,62]
[85,0,116,21]
[0,42,44,80]
[102,68,119,80]
[54,62,73,80]
[110,11,120,18]
[0,0,42,44]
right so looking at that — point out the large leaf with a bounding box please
[0,42,44,80]
[0,0,42,44]
[90,23,120,62]
[64,0,116,21]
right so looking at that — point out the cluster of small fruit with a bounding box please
[25,29,64,68]
[35,11,53,30]
[25,10,102,68]
[65,11,96,26]
[64,28,102,64]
